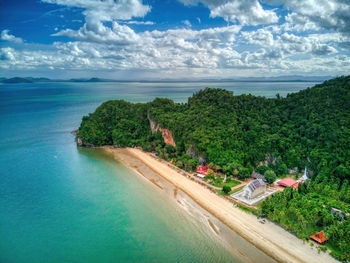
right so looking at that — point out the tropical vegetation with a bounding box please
[78,76,350,260]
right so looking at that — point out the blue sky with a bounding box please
[1,0,350,79]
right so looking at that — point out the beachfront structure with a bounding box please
[242,179,266,200]
[310,231,328,244]
[277,178,299,189]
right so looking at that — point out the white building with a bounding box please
[242,179,266,200]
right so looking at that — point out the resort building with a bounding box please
[277,178,299,189]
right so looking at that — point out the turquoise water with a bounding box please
[0,81,319,263]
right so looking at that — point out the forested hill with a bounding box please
[78,75,350,183]
[78,76,350,260]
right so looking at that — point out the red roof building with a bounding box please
[310,231,328,244]
[196,165,209,175]
[277,178,299,189]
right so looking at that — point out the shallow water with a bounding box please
[0,81,318,262]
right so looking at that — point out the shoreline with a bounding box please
[103,146,338,263]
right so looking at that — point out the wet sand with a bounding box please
[103,146,338,263]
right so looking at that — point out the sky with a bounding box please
[1,0,350,79]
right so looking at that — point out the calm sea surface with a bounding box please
[0,81,319,263]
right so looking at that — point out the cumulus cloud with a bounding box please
[2,0,350,78]
[242,29,338,59]
[45,0,150,46]
[42,0,150,21]
[0,30,23,43]
[263,0,350,35]
[179,0,278,25]
[53,21,140,44]
[180,0,350,35]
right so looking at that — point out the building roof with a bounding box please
[310,231,327,244]
[251,172,265,181]
[246,179,265,192]
[195,165,209,175]
[277,178,299,188]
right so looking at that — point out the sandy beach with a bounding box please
[104,146,338,263]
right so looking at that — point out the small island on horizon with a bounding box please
[0,75,334,84]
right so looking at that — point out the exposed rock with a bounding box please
[198,156,206,165]
[148,113,160,133]
[148,113,176,148]
[186,144,197,158]
[160,128,176,148]
[186,144,206,164]
[77,137,83,146]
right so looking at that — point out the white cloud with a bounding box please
[42,0,150,21]
[53,21,140,44]
[2,0,350,78]
[0,30,23,43]
[242,29,338,58]
[124,21,154,25]
[241,28,274,46]
[182,20,192,27]
[179,0,278,25]
[46,0,150,45]
[263,0,350,35]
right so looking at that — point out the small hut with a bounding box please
[310,231,327,244]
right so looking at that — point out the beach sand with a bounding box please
[103,146,338,263]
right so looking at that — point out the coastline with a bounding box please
[103,146,338,263]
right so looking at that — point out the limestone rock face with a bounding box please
[186,144,206,164]
[160,128,176,148]
[148,113,176,148]
[77,137,83,146]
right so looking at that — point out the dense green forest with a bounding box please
[78,76,350,260]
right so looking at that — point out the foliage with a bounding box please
[261,180,350,261]
[222,185,231,195]
[264,170,277,184]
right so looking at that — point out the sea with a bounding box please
[0,81,319,263]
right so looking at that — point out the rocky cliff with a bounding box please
[148,113,176,148]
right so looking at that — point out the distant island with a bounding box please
[2,77,33,83]
[0,76,333,83]
[77,76,350,261]
[0,77,107,83]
